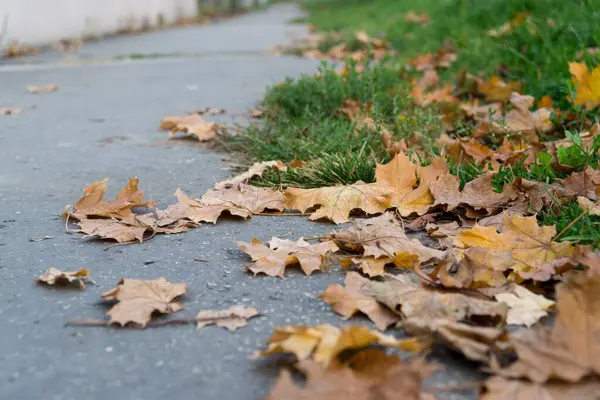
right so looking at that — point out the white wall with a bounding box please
[0,0,199,49]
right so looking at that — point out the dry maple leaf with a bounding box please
[320,272,400,331]
[493,273,600,383]
[284,183,394,224]
[237,237,338,277]
[0,107,21,115]
[36,267,90,289]
[196,306,258,332]
[136,188,251,232]
[326,212,445,276]
[495,92,553,135]
[70,177,151,220]
[388,157,450,217]
[27,84,59,93]
[214,161,287,189]
[430,321,507,363]
[375,153,418,204]
[481,376,600,400]
[478,76,522,102]
[256,324,423,367]
[430,172,519,215]
[101,277,186,327]
[265,357,435,400]
[160,114,219,141]
[569,62,600,109]
[366,274,507,335]
[75,218,149,243]
[577,196,600,216]
[455,214,576,281]
[561,167,600,200]
[494,285,554,327]
[202,183,285,216]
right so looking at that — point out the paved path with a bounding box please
[0,5,478,399]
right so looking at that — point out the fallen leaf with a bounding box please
[561,167,600,200]
[29,235,54,242]
[214,161,287,189]
[250,109,264,118]
[478,76,522,102]
[495,285,554,327]
[375,153,418,204]
[577,196,600,216]
[101,277,186,327]
[494,273,600,383]
[326,212,445,276]
[5,41,39,57]
[320,272,400,330]
[70,177,151,220]
[196,305,258,332]
[455,214,576,281]
[202,183,285,216]
[237,237,339,277]
[432,321,507,363]
[160,114,219,141]
[569,62,600,109]
[366,274,507,335]
[256,324,422,366]
[36,267,90,289]
[284,182,394,224]
[265,357,435,400]
[27,84,59,93]
[0,107,21,115]
[482,376,600,400]
[501,92,553,134]
[75,218,149,243]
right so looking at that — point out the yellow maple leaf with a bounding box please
[569,62,600,109]
[284,183,394,224]
[455,214,575,281]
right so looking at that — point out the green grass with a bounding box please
[303,0,600,106]
[234,0,600,245]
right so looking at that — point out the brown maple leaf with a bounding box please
[284,182,394,224]
[70,177,151,220]
[196,306,258,332]
[366,274,507,335]
[326,212,445,276]
[202,183,285,217]
[101,277,186,327]
[265,357,435,400]
[160,114,219,141]
[36,267,90,289]
[493,273,600,383]
[237,237,339,277]
[375,153,418,205]
[214,161,287,189]
[561,167,600,200]
[255,324,423,367]
[27,84,59,93]
[320,272,400,331]
[75,218,149,243]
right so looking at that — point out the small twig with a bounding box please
[302,236,325,241]
[553,211,586,241]
[193,257,209,262]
